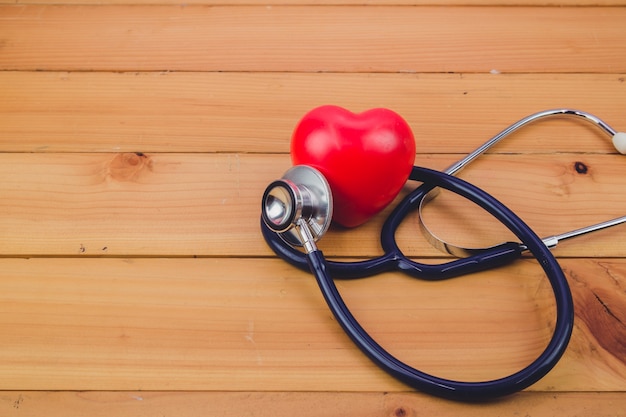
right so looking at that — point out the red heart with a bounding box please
[291,105,416,228]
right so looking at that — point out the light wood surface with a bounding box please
[1,0,625,415]
[1,5,626,72]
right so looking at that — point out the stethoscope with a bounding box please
[260,109,626,402]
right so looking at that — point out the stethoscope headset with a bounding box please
[260,109,626,402]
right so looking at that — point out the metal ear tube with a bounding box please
[418,108,626,257]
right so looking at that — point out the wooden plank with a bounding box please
[1,153,625,257]
[0,257,624,391]
[2,72,625,154]
[1,391,626,417]
[1,5,626,72]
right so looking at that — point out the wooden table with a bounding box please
[1,0,625,415]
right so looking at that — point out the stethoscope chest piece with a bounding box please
[262,165,333,248]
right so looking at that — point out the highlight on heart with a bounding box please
[290,105,416,228]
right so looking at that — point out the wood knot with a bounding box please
[107,152,152,182]
[574,161,588,174]
[394,407,408,417]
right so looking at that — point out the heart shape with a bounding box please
[291,105,416,228]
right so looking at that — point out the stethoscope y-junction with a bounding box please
[260,108,626,401]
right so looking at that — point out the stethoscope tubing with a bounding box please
[261,216,523,280]
[300,166,574,401]
[261,168,525,281]
[262,166,573,401]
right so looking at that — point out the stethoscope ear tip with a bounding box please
[612,132,626,154]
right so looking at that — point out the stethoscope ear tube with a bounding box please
[268,166,574,402]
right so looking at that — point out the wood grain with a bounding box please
[2,0,626,413]
[2,72,625,153]
[1,391,626,417]
[0,153,625,257]
[0,258,624,391]
[1,5,626,72]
